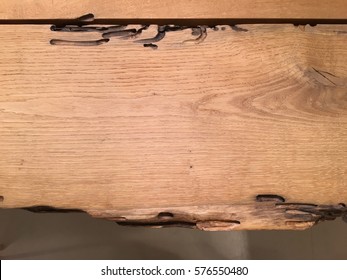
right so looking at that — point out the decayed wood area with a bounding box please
[0,24,346,230]
[0,0,346,20]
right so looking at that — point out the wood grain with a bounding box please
[0,24,346,230]
[0,0,346,20]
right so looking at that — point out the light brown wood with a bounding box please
[0,0,346,20]
[0,24,346,230]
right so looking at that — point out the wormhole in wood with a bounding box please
[0,196,3,202]
[256,194,285,203]
[157,212,174,219]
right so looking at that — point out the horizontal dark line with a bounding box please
[0,18,346,25]
[21,205,85,213]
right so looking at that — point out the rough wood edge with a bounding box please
[7,196,347,231]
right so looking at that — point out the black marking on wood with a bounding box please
[191,27,202,36]
[51,25,126,33]
[183,25,207,44]
[144,43,158,49]
[75,13,95,22]
[135,25,166,44]
[133,25,150,36]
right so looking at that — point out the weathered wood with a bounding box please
[0,24,346,230]
[0,0,346,20]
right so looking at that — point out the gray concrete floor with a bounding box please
[0,209,346,259]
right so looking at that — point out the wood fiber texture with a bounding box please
[0,24,346,230]
[0,0,346,20]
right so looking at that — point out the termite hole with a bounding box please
[0,196,4,202]
[157,212,174,219]
[256,194,285,203]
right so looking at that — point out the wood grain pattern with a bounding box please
[0,24,346,230]
[0,0,346,20]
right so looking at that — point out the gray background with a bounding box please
[1,209,346,259]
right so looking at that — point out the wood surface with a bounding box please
[0,24,346,230]
[0,0,346,20]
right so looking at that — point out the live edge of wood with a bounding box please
[0,24,346,230]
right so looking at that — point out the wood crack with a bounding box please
[312,67,337,86]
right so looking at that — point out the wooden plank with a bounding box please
[0,24,346,230]
[0,0,346,20]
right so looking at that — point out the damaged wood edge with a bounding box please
[0,201,346,231]
[256,194,347,225]
[91,209,243,230]
[276,202,347,224]
[6,203,243,231]
[1,194,346,230]
[87,199,347,230]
